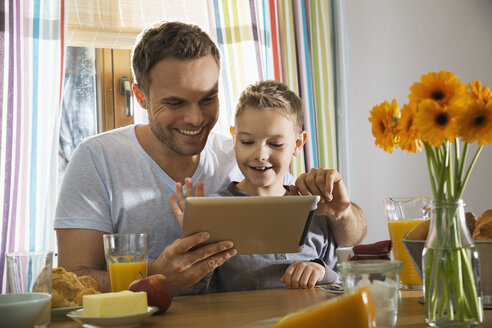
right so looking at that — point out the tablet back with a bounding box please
[181,195,320,254]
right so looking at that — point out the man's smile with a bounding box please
[177,127,204,136]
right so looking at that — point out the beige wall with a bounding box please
[346,0,492,243]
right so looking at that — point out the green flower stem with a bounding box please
[457,142,469,188]
[436,146,448,198]
[454,141,460,190]
[424,143,438,196]
[457,145,483,199]
[462,248,481,317]
[445,142,454,199]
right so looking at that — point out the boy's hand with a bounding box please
[280,261,325,289]
[169,177,204,226]
[289,168,351,219]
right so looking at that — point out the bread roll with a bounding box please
[51,289,77,308]
[404,219,430,240]
[472,209,492,240]
[405,212,477,241]
[51,267,101,308]
[52,271,85,301]
[78,275,99,291]
[465,212,477,236]
[73,288,101,306]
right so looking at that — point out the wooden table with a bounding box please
[51,289,491,327]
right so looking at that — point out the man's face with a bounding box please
[142,55,219,157]
[233,107,304,195]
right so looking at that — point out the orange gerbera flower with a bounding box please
[368,99,399,153]
[396,102,422,153]
[456,100,492,146]
[468,80,491,104]
[409,71,467,108]
[415,99,458,147]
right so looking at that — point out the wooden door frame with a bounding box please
[96,49,134,132]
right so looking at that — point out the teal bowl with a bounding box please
[0,293,51,328]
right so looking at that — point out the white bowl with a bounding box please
[0,293,51,328]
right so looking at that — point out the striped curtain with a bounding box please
[210,0,338,177]
[0,0,65,292]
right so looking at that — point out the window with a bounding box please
[58,47,147,183]
[59,47,98,183]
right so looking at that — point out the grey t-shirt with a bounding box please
[211,182,340,293]
[54,125,295,295]
[54,126,245,294]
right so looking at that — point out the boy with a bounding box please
[171,80,341,291]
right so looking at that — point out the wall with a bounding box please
[346,0,492,243]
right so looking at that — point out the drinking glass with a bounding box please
[103,233,149,292]
[6,251,53,327]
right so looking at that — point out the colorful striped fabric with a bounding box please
[210,0,338,178]
[0,0,65,293]
[331,0,352,192]
[0,0,345,293]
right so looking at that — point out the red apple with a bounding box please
[129,274,174,314]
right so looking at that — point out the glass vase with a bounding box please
[423,199,483,327]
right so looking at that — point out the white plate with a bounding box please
[52,306,83,320]
[67,306,158,328]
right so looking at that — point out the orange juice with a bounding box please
[387,219,427,287]
[108,261,147,292]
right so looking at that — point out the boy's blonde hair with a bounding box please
[235,80,304,133]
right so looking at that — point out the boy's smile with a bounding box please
[234,107,305,196]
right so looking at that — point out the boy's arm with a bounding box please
[291,168,367,247]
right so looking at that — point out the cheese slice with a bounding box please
[272,287,376,328]
[83,291,148,317]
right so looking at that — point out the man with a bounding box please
[55,21,366,295]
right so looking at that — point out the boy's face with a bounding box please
[135,55,219,157]
[234,107,306,196]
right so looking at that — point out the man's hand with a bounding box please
[148,232,236,290]
[280,261,325,289]
[163,177,236,290]
[289,168,351,218]
[288,168,367,247]
[169,177,204,226]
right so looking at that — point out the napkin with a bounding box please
[348,240,392,261]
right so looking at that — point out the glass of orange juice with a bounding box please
[103,233,148,292]
[384,196,431,290]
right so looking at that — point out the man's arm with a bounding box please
[56,229,110,292]
[291,168,367,247]
[56,228,236,293]
[324,202,367,247]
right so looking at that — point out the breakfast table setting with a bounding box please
[3,71,492,326]
[47,287,491,328]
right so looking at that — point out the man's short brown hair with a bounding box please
[235,80,304,132]
[132,21,220,99]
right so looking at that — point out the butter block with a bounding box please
[83,291,148,317]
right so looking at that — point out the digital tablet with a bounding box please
[181,195,320,254]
